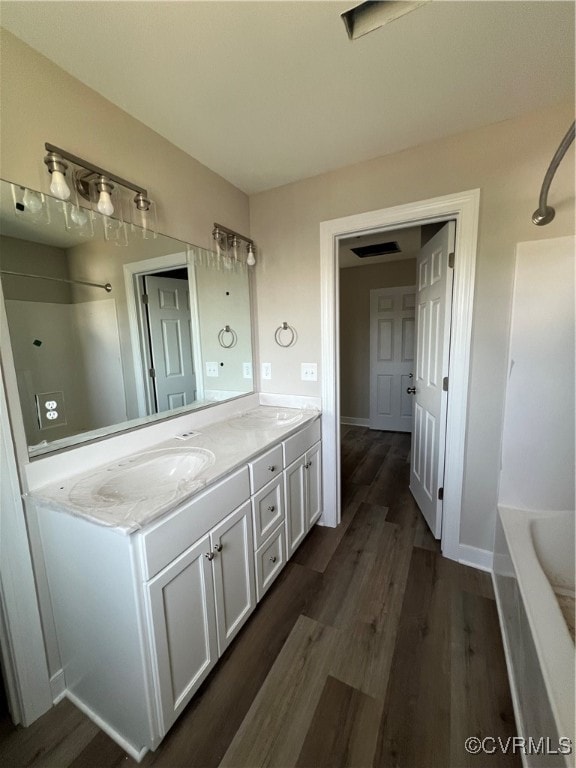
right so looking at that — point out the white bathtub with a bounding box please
[494,507,575,768]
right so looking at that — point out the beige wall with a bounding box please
[340,259,417,420]
[250,101,575,552]
[0,236,71,303]
[0,30,249,253]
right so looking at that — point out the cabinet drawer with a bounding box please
[248,444,283,494]
[283,419,321,466]
[141,467,250,580]
[255,525,286,601]
[252,477,285,549]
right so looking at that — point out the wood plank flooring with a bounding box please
[0,426,519,768]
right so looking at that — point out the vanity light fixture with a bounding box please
[212,224,256,267]
[43,143,157,238]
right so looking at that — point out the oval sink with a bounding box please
[69,447,215,508]
[229,409,303,429]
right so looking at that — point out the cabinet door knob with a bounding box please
[270,555,277,563]
[213,543,222,552]
[267,505,275,512]
[205,552,215,561]
[268,465,276,472]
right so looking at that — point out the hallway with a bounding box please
[0,427,519,767]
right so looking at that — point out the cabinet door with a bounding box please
[211,501,256,655]
[285,455,307,556]
[306,441,322,527]
[146,535,218,735]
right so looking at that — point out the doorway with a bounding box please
[320,189,480,564]
[339,220,455,541]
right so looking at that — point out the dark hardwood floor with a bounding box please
[0,427,519,768]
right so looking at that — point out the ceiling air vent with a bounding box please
[351,241,401,258]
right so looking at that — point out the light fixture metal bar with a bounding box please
[45,143,148,198]
[0,269,112,293]
[213,222,254,247]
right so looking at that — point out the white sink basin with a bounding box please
[69,447,215,508]
[229,408,303,429]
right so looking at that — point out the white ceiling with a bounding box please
[1,1,574,195]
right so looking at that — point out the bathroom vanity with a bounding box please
[31,406,322,761]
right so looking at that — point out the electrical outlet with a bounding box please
[301,363,318,382]
[35,391,67,429]
[261,362,272,380]
[243,362,253,379]
[206,361,219,377]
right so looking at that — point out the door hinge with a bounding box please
[448,252,455,269]
[142,293,149,304]
[438,487,444,501]
[149,367,156,378]
[443,376,449,392]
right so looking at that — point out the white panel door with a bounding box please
[145,275,196,413]
[369,286,416,432]
[210,501,256,656]
[409,222,455,538]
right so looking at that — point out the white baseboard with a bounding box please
[259,393,322,410]
[457,543,494,572]
[340,416,370,427]
[65,690,149,763]
[50,669,66,704]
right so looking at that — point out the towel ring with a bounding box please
[274,322,297,348]
[218,325,237,349]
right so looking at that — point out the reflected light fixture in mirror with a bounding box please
[212,223,256,267]
[43,142,157,242]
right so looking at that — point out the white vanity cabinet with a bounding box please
[146,498,255,735]
[35,413,322,761]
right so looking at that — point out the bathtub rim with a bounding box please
[497,505,575,749]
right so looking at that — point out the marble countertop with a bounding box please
[29,406,320,534]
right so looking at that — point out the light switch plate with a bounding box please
[35,391,67,429]
[243,362,253,379]
[301,363,318,382]
[206,362,219,377]
[261,362,272,380]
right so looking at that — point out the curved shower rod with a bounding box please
[532,121,575,226]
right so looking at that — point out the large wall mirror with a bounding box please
[0,179,254,458]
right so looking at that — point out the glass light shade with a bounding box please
[49,170,71,201]
[11,185,50,225]
[246,246,256,266]
[131,197,157,240]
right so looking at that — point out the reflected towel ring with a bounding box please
[274,322,297,348]
[218,325,237,349]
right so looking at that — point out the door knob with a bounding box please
[213,543,222,552]
[205,552,215,561]
[406,387,416,395]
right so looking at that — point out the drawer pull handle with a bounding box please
[305,461,312,469]
[205,552,215,561]
[268,465,276,472]
[267,505,276,512]
[270,556,277,563]
[213,543,223,552]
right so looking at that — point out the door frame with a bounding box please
[320,189,480,562]
[124,254,203,418]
